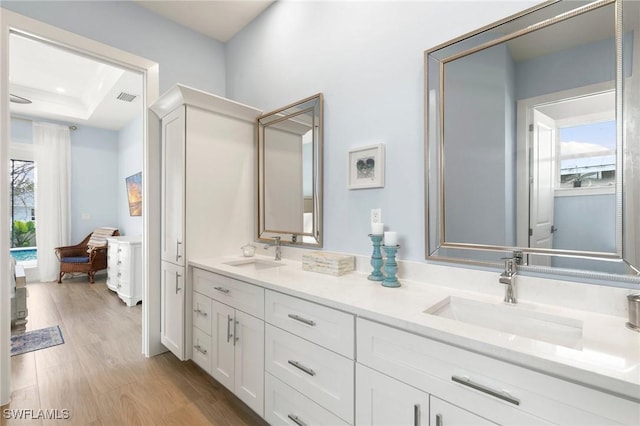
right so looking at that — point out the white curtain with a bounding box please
[33,122,71,282]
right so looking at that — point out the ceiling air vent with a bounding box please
[116,92,137,102]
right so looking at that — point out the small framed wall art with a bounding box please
[348,143,385,189]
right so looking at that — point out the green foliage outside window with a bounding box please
[12,220,36,248]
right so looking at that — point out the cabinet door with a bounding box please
[210,299,235,391]
[356,364,429,426]
[161,106,185,265]
[430,396,497,426]
[160,261,185,360]
[234,310,264,416]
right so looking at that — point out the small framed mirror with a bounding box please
[257,94,323,247]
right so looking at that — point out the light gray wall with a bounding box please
[226,0,537,260]
[1,1,226,94]
[118,115,143,237]
[10,117,119,243]
[443,43,515,247]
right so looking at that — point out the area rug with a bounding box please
[11,325,64,356]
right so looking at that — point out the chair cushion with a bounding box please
[61,256,90,263]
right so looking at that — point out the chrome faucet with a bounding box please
[499,253,521,304]
[264,236,282,261]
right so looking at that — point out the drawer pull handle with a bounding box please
[193,344,207,355]
[234,320,239,346]
[451,376,520,406]
[414,404,420,426]
[214,286,230,294]
[288,360,316,377]
[287,414,308,426]
[193,308,208,317]
[287,314,316,327]
[175,240,182,261]
[227,315,233,343]
[175,272,182,294]
[435,414,443,426]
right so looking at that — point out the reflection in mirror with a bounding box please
[257,94,323,247]
[426,0,640,284]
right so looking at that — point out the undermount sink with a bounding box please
[424,296,584,349]
[223,258,282,270]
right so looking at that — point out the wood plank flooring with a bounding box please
[2,276,266,426]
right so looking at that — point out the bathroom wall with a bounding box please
[1,1,226,95]
[117,115,143,237]
[226,0,539,260]
[443,43,516,247]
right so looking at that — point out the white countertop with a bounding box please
[190,255,640,401]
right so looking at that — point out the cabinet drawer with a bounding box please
[265,290,354,358]
[265,324,354,423]
[193,268,264,319]
[192,327,211,374]
[357,318,636,426]
[116,245,131,261]
[265,372,350,426]
[193,292,212,334]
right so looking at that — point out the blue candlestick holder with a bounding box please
[368,234,384,281]
[382,245,401,287]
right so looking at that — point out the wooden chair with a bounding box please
[55,227,120,283]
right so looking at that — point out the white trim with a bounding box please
[554,186,615,197]
[0,8,160,405]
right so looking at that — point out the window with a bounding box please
[10,159,36,248]
[558,120,616,189]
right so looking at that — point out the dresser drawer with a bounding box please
[193,292,212,334]
[192,327,211,374]
[357,318,638,426]
[116,243,131,258]
[265,324,354,423]
[193,268,264,318]
[265,372,350,426]
[265,290,354,358]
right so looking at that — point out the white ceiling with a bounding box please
[10,34,143,130]
[134,0,275,42]
[9,1,273,130]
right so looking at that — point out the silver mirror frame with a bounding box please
[425,0,640,285]
[256,93,323,247]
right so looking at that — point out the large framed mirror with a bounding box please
[257,93,323,247]
[425,0,640,285]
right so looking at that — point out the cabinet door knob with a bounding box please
[414,404,421,426]
[435,413,443,426]
[175,240,182,261]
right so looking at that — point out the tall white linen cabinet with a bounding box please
[150,85,261,361]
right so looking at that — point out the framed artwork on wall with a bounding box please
[348,143,385,189]
[125,172,142,216]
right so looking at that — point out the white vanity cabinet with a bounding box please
[160,261,185,359]
[106,236,142,307]
[356,318,638,426]
[192,267,265,416]
[264,290,355,425]
[356,363,429,426]
[151,85,261,362]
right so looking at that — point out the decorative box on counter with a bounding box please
[302,252,355,276]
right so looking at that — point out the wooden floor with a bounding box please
[2,276,266,426]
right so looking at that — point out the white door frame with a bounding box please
[0,8,162,405]
[515,81,615,250]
